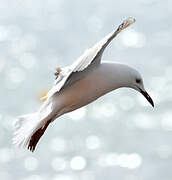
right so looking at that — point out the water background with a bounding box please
[0,0,172,179]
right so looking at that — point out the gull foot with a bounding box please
[28,120,51,152]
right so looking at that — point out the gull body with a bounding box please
[49,62,143,118]
[13,18,154,152]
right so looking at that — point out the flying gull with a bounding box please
[13,17,154,152]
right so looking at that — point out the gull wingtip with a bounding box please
[118,17,136,32]
[127,17,136,23]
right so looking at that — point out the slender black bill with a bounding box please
[139,88,154,107]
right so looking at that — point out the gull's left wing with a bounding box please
[46,17,135,99]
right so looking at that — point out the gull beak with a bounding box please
[139,88,154,107]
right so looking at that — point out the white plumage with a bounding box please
[47,17,135,99]
[13,17,153,152]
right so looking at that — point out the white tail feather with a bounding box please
[13,99,55,150]
[12,112,43,148]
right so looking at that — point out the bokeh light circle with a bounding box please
[70,156,87,170]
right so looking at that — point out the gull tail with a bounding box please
[12,112,51,152]
[13,96,57,152]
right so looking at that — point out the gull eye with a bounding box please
[136,79,141,83]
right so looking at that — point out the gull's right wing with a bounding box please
[46,17,136,99]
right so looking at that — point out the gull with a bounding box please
[13,17,154,152]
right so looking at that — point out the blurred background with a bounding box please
[1,0,172,179]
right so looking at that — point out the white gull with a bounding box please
[13,17,154,152]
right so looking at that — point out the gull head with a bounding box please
[124,65,154,107]
[117,64,154,107]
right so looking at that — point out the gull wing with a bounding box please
[47,17,135,99]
